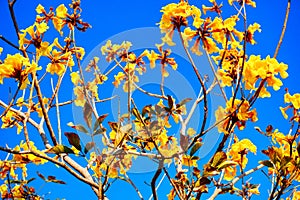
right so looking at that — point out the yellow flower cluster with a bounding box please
[0,53,41,90]
[280,91,300,122]
[243,55,288,97]
[158,1,201,46]
[215,98,257,134]
[224,137,257,180]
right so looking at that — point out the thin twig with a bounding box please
[150,160,164,200]
[208,164,264,200]
[124,173,144,200]
[274,0,291,59]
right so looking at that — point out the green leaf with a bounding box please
[93,113,108,131]
[46,145,75,154]
[259,160,273,168]
[64,132,82,151]
[211,151,227,168]
[177,98,192,108]
[67,122,89,134]
[217,160,237,170]
[190,142,202,157]
[167,95,173,109]
[84,142,95,154]
[83,102,93,129]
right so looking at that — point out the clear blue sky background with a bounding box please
[0,0,300,199]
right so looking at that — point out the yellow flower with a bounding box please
[70,71,81,85]
[112,72,126,87]
[14,141,48,165]
[145,45,177,77]
[87,80,100,100]
[46,50,74,76]
[158,2,201,46]
[215,106,229,134]
[35,4,45,14]
[101,40,132,62]
[215,98,257,134]
[224,138,256,180]
[0,53,40,89]
[292,191,300,200]
[243,55,288,96]
[228,0,256,7]
[56,4,68,18]
[246,23,261,44]
[52,17,65,35]
[202,0,222,15]
[74,86,86,107]
[182,155,198,167]
[35,22,49,34]
[187,127,196,137]
[224,165,236,181]
[1,110,23,134]
[284,92,300,109]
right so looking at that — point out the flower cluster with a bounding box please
[215,97,257,134]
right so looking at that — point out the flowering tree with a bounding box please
[0,0,299,199]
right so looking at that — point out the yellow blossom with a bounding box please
[158,2,201,46]
[70,71,81,85]
[46,50,74,76]
[35,4,45,14]
[74,86,86,107]
[215,98,257,134]
[292,191,300,200]
[224,138,256,180]
[284,92,300,109]
[228,0,256,7]
[1,110,23,134]
[243,55,288,96]
[246,23,261,44]
[35,22,49,34]
[56,4,68,18]
[0,53,41,89]
[182,155,198,167]
[113,72,126,87]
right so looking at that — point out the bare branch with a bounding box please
[274,0,291,58]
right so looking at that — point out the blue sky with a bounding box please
[1,0,300,199]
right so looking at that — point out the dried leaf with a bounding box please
[84,142,95,154]
[190,142,202,157]
[217,160,237,170]
[259,160,273,168]
[93,113,108,131]
[47,176,66,184]
[211,151,227,168]
[177,98,192,108]
[46,145,75,154]
[167,95,173,109]
[64,132,82,151]
[67,122,89,134]
[83,102,93,129]
[108,121,119,132]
